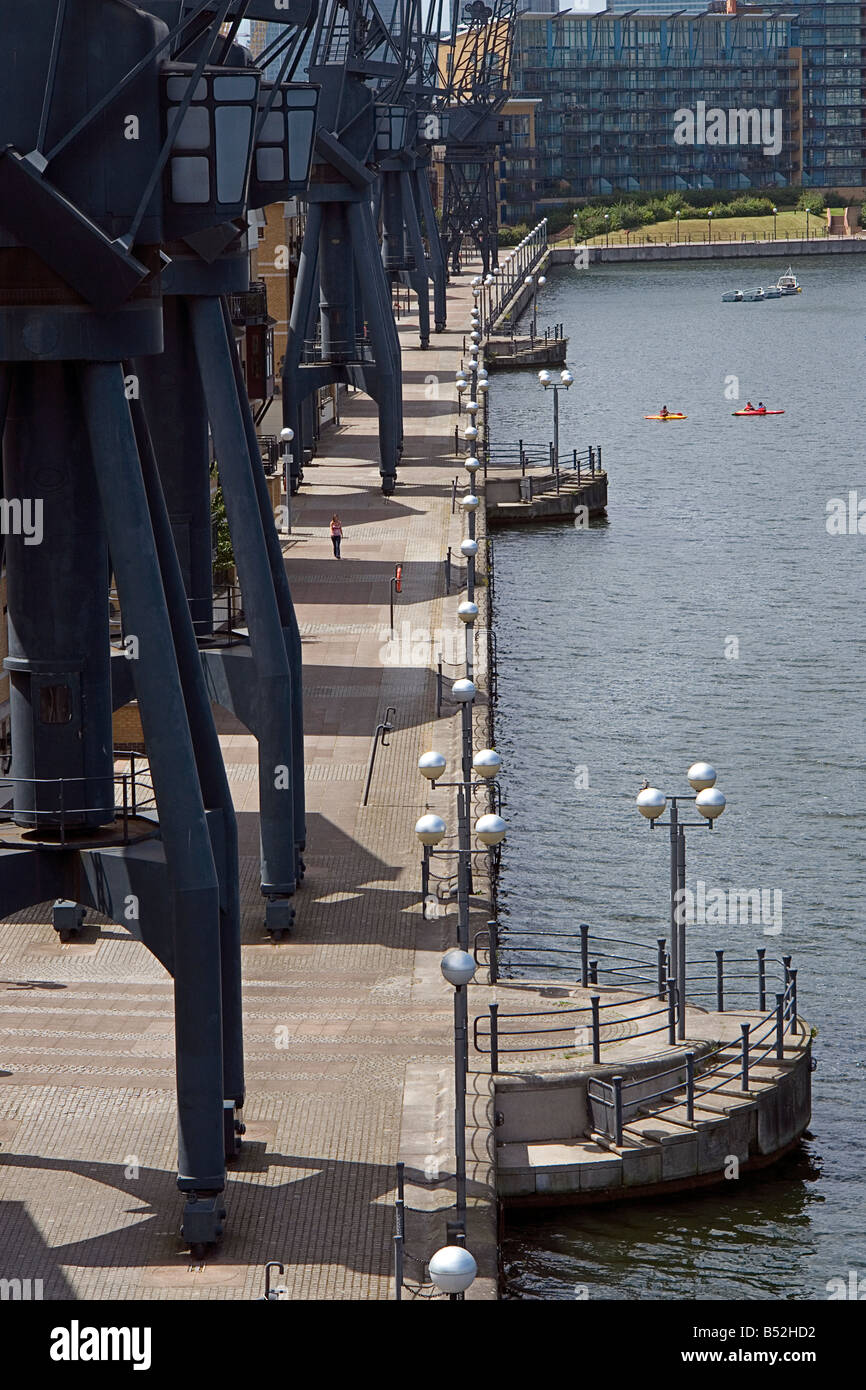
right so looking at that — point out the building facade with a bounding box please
[500,3,864,220]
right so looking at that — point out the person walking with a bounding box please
[329,513,343,558]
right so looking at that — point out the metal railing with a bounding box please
[208,579,248,646]
[482,219,549,334]
[687,946,796,1015]
[500,923,789,1009]
[473,979,676,1072]
[587,971,801,1146]
[0,753,157,846]
[500,923,669,993]
[485,443,601,481]
[588,228,831,250]
[301,336,376,365]
[362,706,395,807]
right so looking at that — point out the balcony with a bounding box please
[228,280,270,327]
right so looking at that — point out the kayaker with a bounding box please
[660,405,669,418]
[757,401,766,413]
[746,401,755,411]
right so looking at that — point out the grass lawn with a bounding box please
[581,210,831,246]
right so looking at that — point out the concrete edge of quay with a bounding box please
[552,238,866,265]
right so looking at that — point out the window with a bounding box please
[39,685,72,725]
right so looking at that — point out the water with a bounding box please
[490,258,866,1301]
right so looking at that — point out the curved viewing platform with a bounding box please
[472,928,811,1208]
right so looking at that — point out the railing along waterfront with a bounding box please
[581,228,833,251]
[498,923,792,1006]
[482,443,601,483]
[482,219,548,334]
[473,978,677,1071]
[587,972,801,1146]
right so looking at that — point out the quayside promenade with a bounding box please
[0,264,509,1302]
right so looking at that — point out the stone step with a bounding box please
[497,1136,624,1199]
[500,1136,621,1170]
[623,1115,695,1146]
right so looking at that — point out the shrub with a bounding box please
[498,222,530,246]
[728,195,775,216]
[211,482,234,571]
[796,191,826,215]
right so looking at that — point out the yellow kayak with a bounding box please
[645,413,687,420]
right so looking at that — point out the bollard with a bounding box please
[790,968,798,1034]
[590,995,601,1064]
[580,923,589,987]
[740,1022,750,1091]
[451,477,457,514]
[445,548,451,594]
[667,976,676,1044]
[775,993,785,1059]
[394,1161,405,1301]
[589,959,598,985]
[715,949,725,1012]
[436,654,443,718]
[657,937,667,1000]
[489,1002,499,1074]
[613,1076,624,1147]
[685,1051,695,1121]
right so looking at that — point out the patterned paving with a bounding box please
[0,270,498,1300]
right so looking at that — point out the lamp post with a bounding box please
[524,272,546,340]
[440,947,476,1234]
[463,423,479,463]
[772,205,778,241]
[457,598,478,678]
[538,367,573,469]
[279,427,294,534]
[482,272,494,335]
[452,678,476,871]
[429,1244,477,1301]
[476,372,489,449]
[636,762,727,1040]
[806,207,810,241]
[461,536,477,605]
[675,210,681,243]
[604,211,610,247]
[707,208,713,244]
[417,748,505,953]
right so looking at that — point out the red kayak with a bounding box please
[732,408,784,416]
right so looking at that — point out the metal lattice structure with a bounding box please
[0,0,317,1252]
[281,0,422,492]
[439,0,516,274]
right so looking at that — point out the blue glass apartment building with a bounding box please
[502,3,865,218]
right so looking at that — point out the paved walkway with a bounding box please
[0,269,498,1300]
